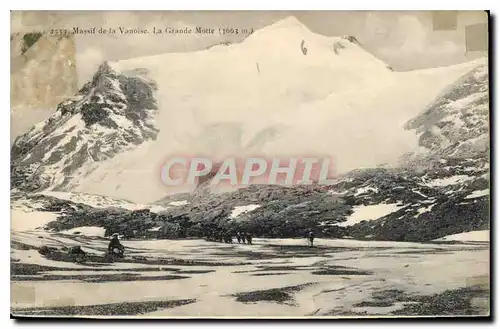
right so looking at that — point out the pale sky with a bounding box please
[11,11,488,86]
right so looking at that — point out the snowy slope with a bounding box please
[70,17,486,204]
[434,230,489,242]
[9,42,489,243]
[12,16,487,204]
[335,203,406,227]
[146,59,490,242]
[37,191,169,212]
[11,210,59,231]
[11,229,489,317]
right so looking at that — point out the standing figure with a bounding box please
[241,232,247,244]
[307,231,315,247]
[236,232,241,244]
[246,232,253,245]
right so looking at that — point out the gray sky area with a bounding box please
[11,11,488,86]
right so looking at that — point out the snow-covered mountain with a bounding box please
[11,16,487,204]
[406,64,489,158]
[25,53,488,242]
[11,61,159,192]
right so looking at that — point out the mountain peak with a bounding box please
[87,61,116,87]
[11,57,160,192]
[269,16,307,30]
[96,61,114,75]
[248,16,311,41]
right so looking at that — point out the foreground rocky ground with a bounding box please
[11,230,489,318]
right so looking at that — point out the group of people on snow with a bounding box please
[236,232,253,244]
[205,231,253,244]
[204,230,315,247]
[106,230,315,255]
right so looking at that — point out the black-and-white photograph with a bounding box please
[10,10,490,318]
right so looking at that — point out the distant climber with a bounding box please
[307,230,315,247]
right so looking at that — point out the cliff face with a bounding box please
[11,62,159,193]
[11,32,78,141]
[405,64,489,158]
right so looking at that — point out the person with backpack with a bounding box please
[108,233,125,257]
